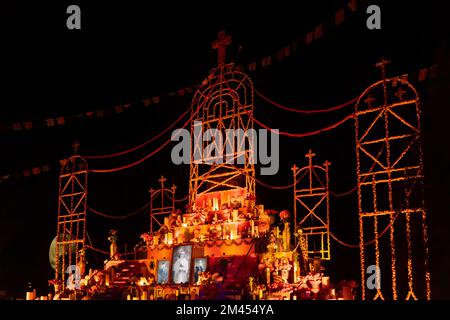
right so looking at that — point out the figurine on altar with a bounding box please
[140,233,153,247]
[244,277,258,299]
[108,229,118,260]
[279,210,291,252]
[176,214,183,227]
[169,212,178,227]
[279,257,292,283]
[77,248,86,277]
[267,231,279,253]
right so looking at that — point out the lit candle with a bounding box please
[232,209,238,222]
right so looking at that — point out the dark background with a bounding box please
[1,0,449,299]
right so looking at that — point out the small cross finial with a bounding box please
[291,164,298,172]
[159,175,167,190]
[306,149,316,160]
[171,184,177,193]
[212,31,232,67]
[306,149,316,168]
[72,140,80,155]
[323,160,331,169]
[375,57,391,80]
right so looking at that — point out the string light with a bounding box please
[255,89,357,114]
[88,103,202,173]
[253,113,353,138]
[87,202,150,219]
[83,107,192,159]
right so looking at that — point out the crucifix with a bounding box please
[375,57,391,80]
[72,140,80,155]
[171,184,177,196]
[212,31,232,67]
[306,149,316,191]
[305,149,316,167]
[159,175,167,190]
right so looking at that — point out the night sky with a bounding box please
[1,0,449,299]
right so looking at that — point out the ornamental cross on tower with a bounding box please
[305,149,316,167]
[375,57,391,80]
[72,140,80,155]
[159,175,167,190]
[212,31,232,67]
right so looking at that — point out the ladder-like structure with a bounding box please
[292,150,331,261]
[355,59,431,300]
[55,142,88,289]
[149,175,176,233]
[188,31,255,208]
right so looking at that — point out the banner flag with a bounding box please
[348,0,357,12]
[151,97,160,104]
[305,31,313,44]
[114,105,124,113]
[418,68,428,81]
[23,121,33,130]
[314,24,324,39]
[335,8,345,25]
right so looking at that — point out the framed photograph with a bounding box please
[190,287,200,300]
[172,245,192,284]
[193,257,207,283]
[179,286,189,295]
[157,260,170,284]
[155,288,163,299]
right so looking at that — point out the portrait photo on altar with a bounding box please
[157,260,170,284]
[172,245,192,284]
[193,258,207,284]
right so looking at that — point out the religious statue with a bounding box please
[279,257,292,283]
[77,248,86,277]
[267,231,278,254]
[108,229,118,260]
[279,210,291,252]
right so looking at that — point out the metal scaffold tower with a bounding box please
[55,141,88,289]
[355,59,431,300]
[149,175,176,233]
[292,150,331,261]
[189,31,255,207]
